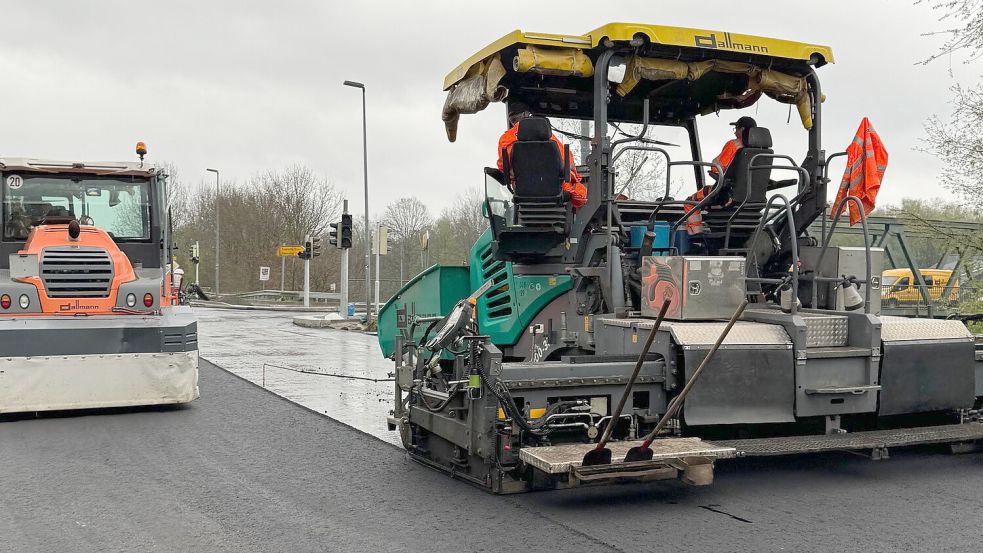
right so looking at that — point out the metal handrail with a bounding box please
[746,194,800,314]
[809,194,873,313]
[723,153,810,250]
[666,161,726,249]
[819,151,849,245]
[611,146,673,199]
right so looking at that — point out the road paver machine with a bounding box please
[0,148,198,413]
[379,23,983,493]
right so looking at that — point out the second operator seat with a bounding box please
[703,127,774,244]
[496,116,572,260]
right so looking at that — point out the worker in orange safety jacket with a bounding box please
[683,116,757,235]
[497,103,588,209]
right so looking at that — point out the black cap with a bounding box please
[508,102,531,117]
[729,116,757,128]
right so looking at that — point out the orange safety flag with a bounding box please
[834,117,888,225]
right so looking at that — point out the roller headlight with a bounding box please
[18,294,29,309]
[126,293,137,308]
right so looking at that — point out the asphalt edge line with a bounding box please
[201,356,405,453]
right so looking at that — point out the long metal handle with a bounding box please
[593,299,671,450]
[639,300,748,445]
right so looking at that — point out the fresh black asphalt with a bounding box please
[1,360,981,553]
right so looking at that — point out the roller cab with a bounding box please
[0,156,198,413]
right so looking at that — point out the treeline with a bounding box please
[169,164,486,299]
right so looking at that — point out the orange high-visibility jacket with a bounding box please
[709,138,741,177]
[497,123,588,209]
[683,137,743,232]
[834,117,888,225]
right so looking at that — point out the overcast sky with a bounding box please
[0,1,975,218]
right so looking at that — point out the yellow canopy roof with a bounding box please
[444,22,834,90]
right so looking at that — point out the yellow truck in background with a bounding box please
[881,268,959,307]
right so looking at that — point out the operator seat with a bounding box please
[703,127,774,247]
[494,117,572,261]
[723,127,774,204]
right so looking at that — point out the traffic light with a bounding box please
[329,222,340,248]
[299,235,312,260]
[190,242,200,264]
[340,214,353,249]
[312,236,322,257]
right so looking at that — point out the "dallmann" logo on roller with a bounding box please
[694,32,769,53]
[59,300,98,311]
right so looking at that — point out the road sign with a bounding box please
[259,266,271,281]
[372,225,389,255]
[277,245,305,257]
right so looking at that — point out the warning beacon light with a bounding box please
[135,141,148,163]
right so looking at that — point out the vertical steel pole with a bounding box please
[194,241,200,285]
[361,89,371,321]
[280,253,285,292]
[207,169,220,296]
[340,200,350,318]
[374,225,381,317]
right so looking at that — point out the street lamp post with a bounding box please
[343,80,372,321]
[206,168,220,296]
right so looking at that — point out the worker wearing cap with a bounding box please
[710,116,757,180]
[497,103,588,209]
[684,116,757,235]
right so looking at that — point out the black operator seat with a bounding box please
[722,126,774,205]
[702,127,774,246]
[495,116,572,261]
[703,127,774,237]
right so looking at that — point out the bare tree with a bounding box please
[921,84,983,205]
[383,197,433,283]
[383,197,432,241]
[917,1,983,208]
[170,164,343,293]
[444,186,485,248]
[917,0,983,66]
[255,165,342,241]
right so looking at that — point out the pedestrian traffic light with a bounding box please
[312,236,322,257]
[329,222,341,248]
[190,243,200,264]
[340,214,353,249]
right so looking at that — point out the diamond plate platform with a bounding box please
[879,316,973,342]
[599,318,791,346]
[802,313,849,347]
[714,423,983,457]
[519,437,737,474]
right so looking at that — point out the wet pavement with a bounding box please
[195,307,399,446]
[6,359,983,552]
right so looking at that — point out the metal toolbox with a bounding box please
[640,256,746,320]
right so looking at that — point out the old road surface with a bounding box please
[2,360,983,553]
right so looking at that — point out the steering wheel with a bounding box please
[79,215,94,226]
